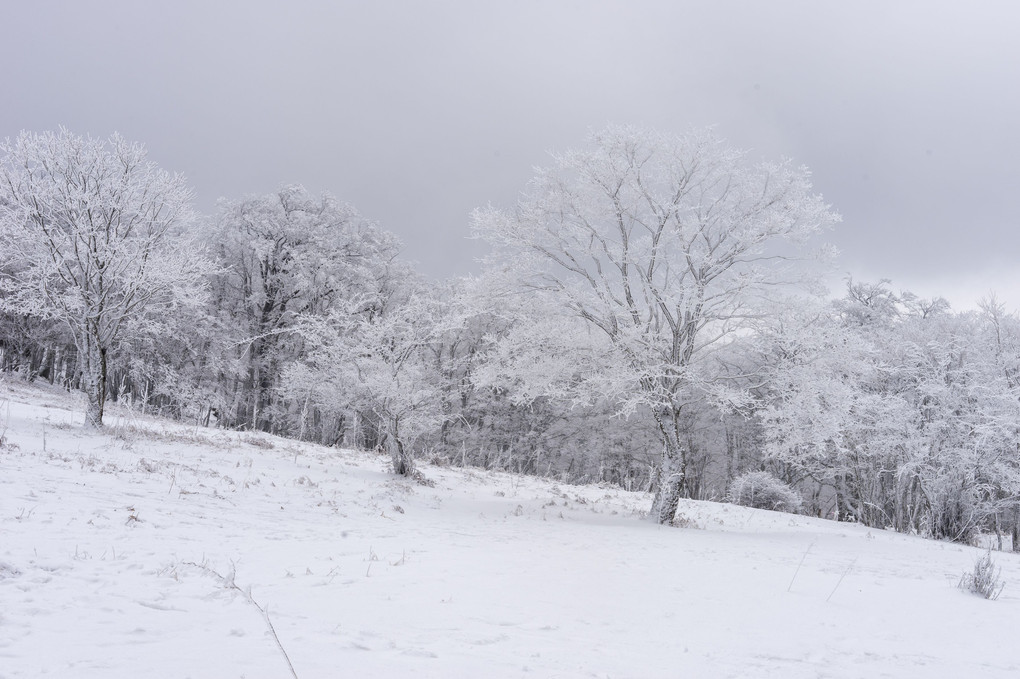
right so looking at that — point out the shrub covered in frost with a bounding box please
[728,471,803,514]
[959,550,1005,600]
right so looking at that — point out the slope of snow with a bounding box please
[1,379,1018,678]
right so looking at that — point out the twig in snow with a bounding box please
[826,557,858,603]
[182,560,299,679]
[787,542,813,592]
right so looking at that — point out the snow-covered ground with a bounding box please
[1,380,1018,679]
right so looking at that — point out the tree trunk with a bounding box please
[18,349,33,381]
[649,407,688,525]
[39,346,54,383]
[1012,505,1020,553]
[388,418,415,478]
[650,442,685,525]
[995,512,1003,552]
[82,338,107,428]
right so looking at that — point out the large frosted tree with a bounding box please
[0,129,205,427]
[210,185,404,432]
[473,125,839,524]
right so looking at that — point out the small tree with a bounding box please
[0,129,206,427]
[285,285,458,482]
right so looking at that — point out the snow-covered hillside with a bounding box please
[1,380,1018,678]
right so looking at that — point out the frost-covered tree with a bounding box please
[759,297,913,524]
[0,129,207,427]
[473,125,839,523]
[762,283,1020,543]
[977,297,1020,550]
[284,283,457,481]
[389,275,664,488]
[210,185,403,431]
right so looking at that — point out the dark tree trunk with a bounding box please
[388,418,415,478]
[1012,506,1020,553]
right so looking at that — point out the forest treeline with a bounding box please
[1,127,1018,545]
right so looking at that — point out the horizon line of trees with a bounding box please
[2,127,1018,548]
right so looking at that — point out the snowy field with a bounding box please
[1,380,1018,679]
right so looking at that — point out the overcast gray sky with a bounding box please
[3,0,1018,308]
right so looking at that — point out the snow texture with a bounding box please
[1,379,1018,678]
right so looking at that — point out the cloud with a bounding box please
[2,0,1017,293]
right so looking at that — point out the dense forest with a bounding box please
[2,127,1018,544]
